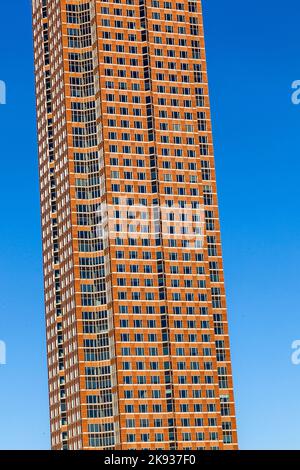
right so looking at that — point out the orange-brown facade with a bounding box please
[32,0,238,450]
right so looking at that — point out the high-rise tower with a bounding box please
[32,0,238,450]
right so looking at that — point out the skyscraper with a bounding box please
[32,0,238,450]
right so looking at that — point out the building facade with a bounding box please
[32,0,238,450]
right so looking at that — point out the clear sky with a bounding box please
[0,0,300,450]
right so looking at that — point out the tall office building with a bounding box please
[32,0,237,450]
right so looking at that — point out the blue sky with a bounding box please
[0,0,300,450]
